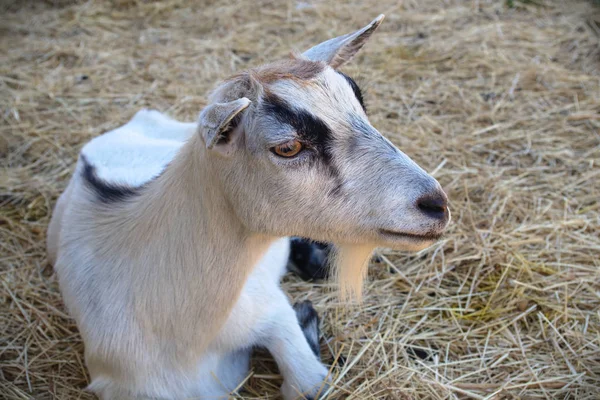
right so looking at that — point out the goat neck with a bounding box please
[112,133,276,357]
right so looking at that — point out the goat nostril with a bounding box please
[417,194,448,220]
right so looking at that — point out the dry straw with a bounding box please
[1,0,599,399]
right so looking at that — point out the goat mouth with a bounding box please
[377,229,443,242]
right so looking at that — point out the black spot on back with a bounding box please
[338,72,366,112]
[262,92,336,169]
[80,154,142,203]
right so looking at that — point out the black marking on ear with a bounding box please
[215,113,242,146]
[80,155,142,203]
[338,72,366,112]
[262,92,336,172]
[293,300,321,359]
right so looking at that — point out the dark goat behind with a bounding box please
[288,238,332,281]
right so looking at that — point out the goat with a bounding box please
[47,15,450,400]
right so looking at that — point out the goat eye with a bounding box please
[272,140,304,158]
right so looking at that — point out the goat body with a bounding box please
[48,110,327,399]
[48,15,450,400]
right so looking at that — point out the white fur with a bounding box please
[82,109,196,187]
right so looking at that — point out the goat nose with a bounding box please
[416,191,448,221]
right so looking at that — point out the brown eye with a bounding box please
[272,140,304,158]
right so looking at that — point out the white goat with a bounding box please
[47,15,450,400]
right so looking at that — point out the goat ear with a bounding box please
[199,98,251,154]
[302,14,384,69]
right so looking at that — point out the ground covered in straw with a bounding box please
[1,0,599,399]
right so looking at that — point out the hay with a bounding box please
[1,0,599,398]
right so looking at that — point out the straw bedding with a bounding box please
[1,0,599,398]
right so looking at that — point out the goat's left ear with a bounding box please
[302,14,384,69]
[199,98,251,155]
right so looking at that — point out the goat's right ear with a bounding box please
[198,98,251,156]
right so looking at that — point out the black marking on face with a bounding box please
[80,154,142,203]
[262,92,337,174]
[293,300,321,359]
[338,72,366,112]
